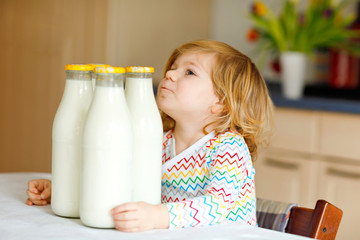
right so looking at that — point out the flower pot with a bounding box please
[280,52,307,100]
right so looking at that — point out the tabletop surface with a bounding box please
[0,172,311,240]
[267,82,360,114]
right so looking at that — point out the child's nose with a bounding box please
[165,69,177,82]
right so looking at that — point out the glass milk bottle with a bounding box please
[88,64,109,91]
[125,66,163,204]
[52,64,93,218]
[81,66,133,228]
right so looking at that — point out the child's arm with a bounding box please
[26,179,52,206]
[111,202,169,232]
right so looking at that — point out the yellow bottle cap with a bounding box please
[94,66,125,74]
[126,66,154,73]
[65,64,93,71]
[88,63,110,70]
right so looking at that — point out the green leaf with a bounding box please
[246,0,359,56]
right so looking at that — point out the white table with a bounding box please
[0,172,311,240]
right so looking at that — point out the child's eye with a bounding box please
[186,70,196,76]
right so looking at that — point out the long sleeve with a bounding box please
[163,133,256,229]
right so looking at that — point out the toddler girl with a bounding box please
[26,39,273,232]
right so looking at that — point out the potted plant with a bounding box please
[247,0,360,99]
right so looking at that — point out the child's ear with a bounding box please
[211,101,224,114]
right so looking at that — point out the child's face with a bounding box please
[157,52,219,123]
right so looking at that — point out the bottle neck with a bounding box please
[63,72,93,100]
[126,72,152,78]
[95,73,125,88]
[125,72,154,92]
[66,70,92,81]
[125,77,155,99]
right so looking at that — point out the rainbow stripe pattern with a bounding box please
[161,130,257,229]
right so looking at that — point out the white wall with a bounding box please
[106,0,211,84]
[210,0,284,80]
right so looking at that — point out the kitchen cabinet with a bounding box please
[318,160,360,240]
[255,107,360,239]
[319,112,360,160]
[255,148,318,208]
[269,108,319,154]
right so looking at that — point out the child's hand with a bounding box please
[26,179,52,206]
[111,202,169,232]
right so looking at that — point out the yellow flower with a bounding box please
[252,1,267,16]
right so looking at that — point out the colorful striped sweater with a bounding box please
[161,130,257,229]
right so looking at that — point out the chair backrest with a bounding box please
[285,199,343,240]
[256,198,297,232]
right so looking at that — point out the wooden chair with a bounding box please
[285,199,343,240]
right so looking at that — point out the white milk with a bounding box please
[125,68,163,205]
[81,69,133,228]
[52,66,93,218]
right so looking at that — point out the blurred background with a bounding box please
[0,0,360,239]
[1,1,360,238]
[0,0,211,172]
[0,0,281,173]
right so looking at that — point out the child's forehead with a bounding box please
[173,52,217,74]
[174,51,217,64]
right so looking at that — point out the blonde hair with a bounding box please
[161,39,274,160]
